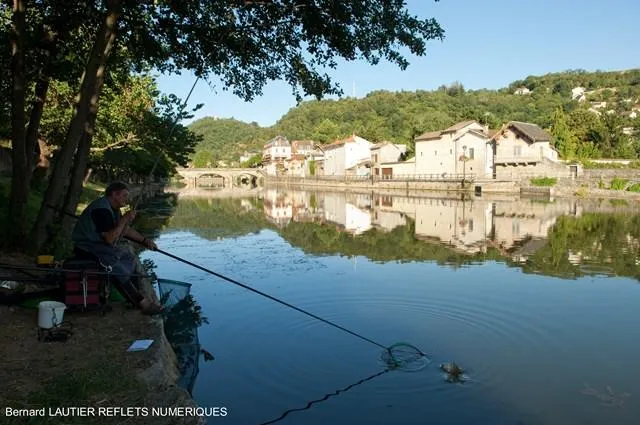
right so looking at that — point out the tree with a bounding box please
[7,0,27,246]
[550,107,577,159]
[23,0,444,253]
[29,0,123,253]
[312,119,341,144]
[241,153,263,168]
[192,151,215,168]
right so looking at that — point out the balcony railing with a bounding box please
[266,173,475,182]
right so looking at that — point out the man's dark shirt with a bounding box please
[91,206,121,233]
[74,205,121,260]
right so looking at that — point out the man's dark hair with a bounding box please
[105,181,128,197]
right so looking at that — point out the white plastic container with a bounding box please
[38,301,67,329]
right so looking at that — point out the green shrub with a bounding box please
[627,183,640,192]
[610,178,629,190]
[530,177,557,186]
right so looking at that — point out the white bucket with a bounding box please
[38,301,67,329]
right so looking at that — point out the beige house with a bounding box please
[414,120,494,178]
[291,140,316,156]
[492,121,563,179]
[284,154,307,177]
[371,142,407,178]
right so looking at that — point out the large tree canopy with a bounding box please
[121,0,444,100]
[3,0,444,251]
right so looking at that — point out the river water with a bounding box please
[141,188,640,425]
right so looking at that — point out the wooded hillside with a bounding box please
[189,69,640,165]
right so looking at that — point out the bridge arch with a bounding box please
[196,173,227,188]
[175,168,265,189]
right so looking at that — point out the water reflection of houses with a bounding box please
[260,190,583,261]
[323,192,372,235]
[370,194,581,258]
[263,189,293,227]
[492,200,581,262]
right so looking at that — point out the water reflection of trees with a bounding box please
[521,213,640,279]
[160,287,210,395]
[165,193,640,281]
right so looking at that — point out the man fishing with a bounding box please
[72,181,163,315]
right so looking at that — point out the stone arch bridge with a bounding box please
[175,168,265,188]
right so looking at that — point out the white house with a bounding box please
[263,136,291,162]
[414,120,494,178]
[590,101,607,110]
[321,135,372,176]
[514,87,531,95]
[571,87,586,102]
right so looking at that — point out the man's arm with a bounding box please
[93,208,135,245]
[124,227,157,250]
[100,215,133,245]
[124,227,145,244]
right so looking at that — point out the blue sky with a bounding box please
[156,0,640,127]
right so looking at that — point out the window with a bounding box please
[450,149,452,154]
[514,146,522,157]
[468,219,474,232]
[435,150,437,156]
[469,148,475,159]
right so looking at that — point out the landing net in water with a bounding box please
[381,342,431,372]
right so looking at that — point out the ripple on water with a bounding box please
[202,276,566,407]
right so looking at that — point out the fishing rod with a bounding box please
[0,263,152,279]
[114,76,202,246]
[47,204,397,352]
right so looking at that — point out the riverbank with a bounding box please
[0,179,204,424]
[263,173,640,201]
[0,251,204,425]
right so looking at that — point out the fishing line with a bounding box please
[114,75,201,245]
[259,368,393,425]
[49,205,430,369]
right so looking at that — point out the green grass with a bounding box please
[530,177,557,187]
[609,177,629,190]
[627,183,640,193]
